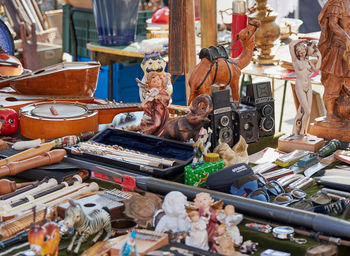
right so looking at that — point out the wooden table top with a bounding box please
[242,43,322,86]
[86,42,144,59]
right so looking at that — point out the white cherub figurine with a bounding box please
[185,210,209,251]
[217,205,243,246]
[155,191,190,233]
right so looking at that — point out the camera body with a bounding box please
[210,82,275,148]
[241,82,275,137]
[209,89,235,149]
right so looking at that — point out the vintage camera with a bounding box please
[209,89,235,149]
[231,103,259,144]
[241,82,275,137]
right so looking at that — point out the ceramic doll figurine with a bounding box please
[138,38,173,104]
[217,205,243,246]
[120,230,139,256]
[185,210,209,250]
[155,191,190,233]
[289,39,322,135]
[212,224,238,255]
[192,127,212,169]
[194,192,218,244]
[140,71,170,136]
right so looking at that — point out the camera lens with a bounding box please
[261,117,274,132]
[220,115,230,127]
[262,104,273,116]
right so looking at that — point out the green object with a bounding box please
[184,159,224,187]
[137,10,153,36]
[318,139,341,157]
[62,5,98,58]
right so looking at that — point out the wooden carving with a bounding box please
[188,20,260,104]
[309,0,350,141]
[161,94,213,142]
[318,0,350,122]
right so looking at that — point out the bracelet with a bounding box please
[272,226,307,245]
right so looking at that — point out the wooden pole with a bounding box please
[200,0,217,48]
[184,0,197,105]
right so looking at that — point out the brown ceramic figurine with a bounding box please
[161,94,213,142]
[213,136,249,167]
[212,224,238,256]
[309,0,350,141]
[188,20,260,105]
[140,71,170,136]
[138,39,173,104]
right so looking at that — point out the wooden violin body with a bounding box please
[3,62,100,97]
[0,53,23,77]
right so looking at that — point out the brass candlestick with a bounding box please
[249,0,280,64]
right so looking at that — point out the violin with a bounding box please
[0,53,23,77]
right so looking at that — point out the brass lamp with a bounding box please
[249,0,280,64]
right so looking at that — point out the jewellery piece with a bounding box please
[272,226,307,244]
[245,223,272,233]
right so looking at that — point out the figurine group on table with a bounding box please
[154,191,244,255]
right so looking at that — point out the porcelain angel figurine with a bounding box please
[193,192,221,244]
[155,191,190,233]
[217,205,243,246]
[289,39,322,135]
[185,210,209,251]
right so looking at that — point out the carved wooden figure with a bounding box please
[309,0,350,141]
[289,39,321,135]
[318,0,350,122]
[188,20,260,104]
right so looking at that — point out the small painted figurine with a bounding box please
[240,240,258,255]
[120,230,139,256]
[213,136,249,167]
[138,39,173,104]
[63,199,112,254]
[140,71,170,136]
[155,191,190,233]
[192,127,211,169]
[217,205,243,246]
[185,210,209,250]
[289,39,322,135]
[212,224,237,255]
[194,192,219,244]
[28,221,60,256]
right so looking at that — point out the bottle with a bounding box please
[231,0,248,58]
[318,139,341,158]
